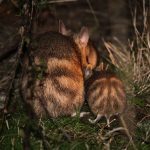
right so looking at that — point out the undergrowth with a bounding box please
[0,87,149,150]
[0,0,150,150]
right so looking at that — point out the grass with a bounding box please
[101,3,150,149]
[106,0,150,96]
[0,108,100,149]
[0,92,149,150]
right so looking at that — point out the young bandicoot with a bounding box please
[86,70,127,126]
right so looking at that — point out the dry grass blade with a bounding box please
[104,41,131,69]
[104,37,150,97]
[104,42,119,68]
[104,5,150,97]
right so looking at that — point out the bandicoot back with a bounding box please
[21,31,86,118]
[86,71,127,125]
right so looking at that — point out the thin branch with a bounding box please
[39,0,78,5]
[86,0,99,26]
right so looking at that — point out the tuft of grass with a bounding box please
[104,7,150,101]
[102,4,150,149]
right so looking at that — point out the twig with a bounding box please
[103,127,125,140]
[120,116,137,150]
[137,115,150,124]
[39,0,77,5]
[86,0,99,26]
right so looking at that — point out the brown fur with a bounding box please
[86,71,127,118]
[85,41,98,70]
[72,32,98,80]
[21,32,85,118]
[59,22,98,79]
[73,38,98,72]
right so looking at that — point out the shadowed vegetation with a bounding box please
[0,0,150,149]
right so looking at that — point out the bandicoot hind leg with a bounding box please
[89,114,102,124]
[106,117,110,127]
[71,112,90,118]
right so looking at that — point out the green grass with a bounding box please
[0,67,149,150]
[0,96,150,150]
[0,110,100,150]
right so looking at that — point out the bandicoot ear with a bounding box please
[59,20,71,35]
[79,27,89,48]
